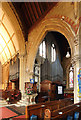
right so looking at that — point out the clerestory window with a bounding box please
[39,40,46,58]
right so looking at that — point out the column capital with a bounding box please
[74,35,79,46]
[18,53,26,59]
[71,55,81,66]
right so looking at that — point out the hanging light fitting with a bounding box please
[66,51,70,58]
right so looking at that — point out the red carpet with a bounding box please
[13,115,26,120]
[0,107,18,119]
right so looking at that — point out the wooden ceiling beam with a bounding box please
[46,2,50,8]
[28,2,36,23]
[22,4,32,27]
[31,2,39,20]
[25,3,33,25]
[35,2,42,17]
[38,2,44,14]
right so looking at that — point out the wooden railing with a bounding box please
[44,102,81,120]
[25,98,73,119]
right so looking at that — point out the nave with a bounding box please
[0,1,81,120]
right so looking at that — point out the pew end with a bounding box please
[44,109,51,120]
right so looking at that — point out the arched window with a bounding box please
[39,40,46,58]
[69,66,74,88]
[51,43,56,62]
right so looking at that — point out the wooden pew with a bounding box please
[25,98,73,119]
[44,102,81,120]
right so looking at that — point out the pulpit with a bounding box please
[37,80,64,102]
[40,80,56,101]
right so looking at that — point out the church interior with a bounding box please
[0,1,81,119]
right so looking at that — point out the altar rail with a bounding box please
[44,102,81,120]
[25,98,73,119]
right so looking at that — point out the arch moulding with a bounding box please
[2,2,25,56]
[26,18,75,75]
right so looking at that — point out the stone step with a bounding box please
[0,100,7,103]
[0,99,8,106]
[0,102,7,105]
[17,102,22,105]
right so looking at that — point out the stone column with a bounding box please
[26,69,34,82]
[66,67,69,89]
[19,54,25,99]
[72,56,81,103]
[0,62,2,89]
[71,35,81,103]
[39,64,41,92]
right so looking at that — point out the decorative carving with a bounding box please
[71,55,81,66]
[74,35,79,46]
[52,14,80,34]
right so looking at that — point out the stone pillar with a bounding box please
[39,64,41,92]
[25,66,34,83]
[0,62,2,89]
[66,67,69,89]
[71,35,81,103]
[72,56,81,103]
[19,54,26,99]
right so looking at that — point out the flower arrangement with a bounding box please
[26,85,33,95]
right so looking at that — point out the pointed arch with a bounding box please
[27,18,75,73]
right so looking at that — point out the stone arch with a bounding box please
[27,18,75,75]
